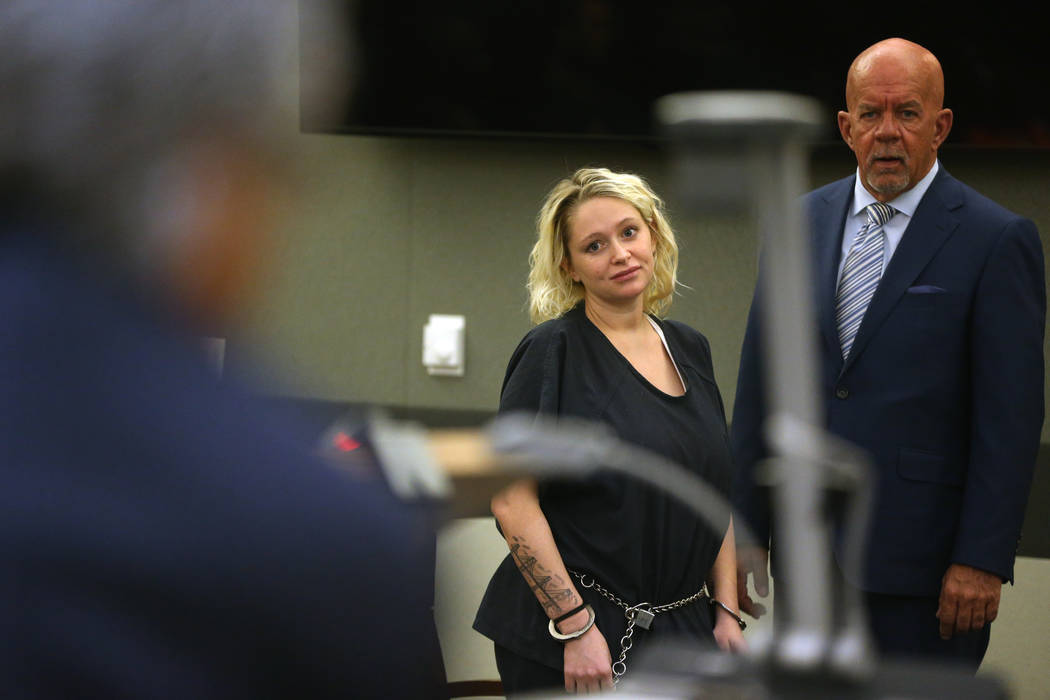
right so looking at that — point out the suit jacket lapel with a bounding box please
[812,178,853,366]
[841,169,963,373]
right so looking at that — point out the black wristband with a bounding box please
[552,602,588,626]
[549,605,596,642]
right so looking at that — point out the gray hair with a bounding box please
[0,0,345,275]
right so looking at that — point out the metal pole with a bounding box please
[656,91,831,669]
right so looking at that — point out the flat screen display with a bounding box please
[301,1,1049,147]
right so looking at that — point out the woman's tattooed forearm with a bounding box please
[508,536,579,614]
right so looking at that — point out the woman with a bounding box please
[473,168,745,694]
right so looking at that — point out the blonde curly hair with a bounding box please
[527,167,679,324]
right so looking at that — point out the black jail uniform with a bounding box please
[473,303,734,684]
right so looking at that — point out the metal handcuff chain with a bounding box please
[570,570,708,684]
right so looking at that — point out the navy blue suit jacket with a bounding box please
[731,167,1045,596]
[1,229,444,698]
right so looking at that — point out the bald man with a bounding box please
[730,38,1045,668]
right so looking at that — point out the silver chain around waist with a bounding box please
[569,569,708,684]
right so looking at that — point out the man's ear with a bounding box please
[161,144,278,331]
[932,108,953,149]
[838,110,854,149]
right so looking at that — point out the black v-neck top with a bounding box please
[473,303,734,669]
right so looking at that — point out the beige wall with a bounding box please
[236,133,757,414]
[237,135,1050,445]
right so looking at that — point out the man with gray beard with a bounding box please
[730,38,1045,669]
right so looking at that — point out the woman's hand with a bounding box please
[562,624,614,693]
[712,608,748,653]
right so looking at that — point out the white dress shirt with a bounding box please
[836,160,940,285]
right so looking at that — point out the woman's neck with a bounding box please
[582,295,648,335]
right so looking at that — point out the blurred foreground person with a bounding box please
[0,2,443,697]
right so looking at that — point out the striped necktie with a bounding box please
[836,201,896,359]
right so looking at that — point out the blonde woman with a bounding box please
[474,168,745,695]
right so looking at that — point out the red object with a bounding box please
[333,432,361,452]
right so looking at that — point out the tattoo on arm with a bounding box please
[508,536,579,615]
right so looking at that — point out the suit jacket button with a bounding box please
[835,386,849,399]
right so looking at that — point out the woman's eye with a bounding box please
[623,226,638,238]
[585,241,602,253]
